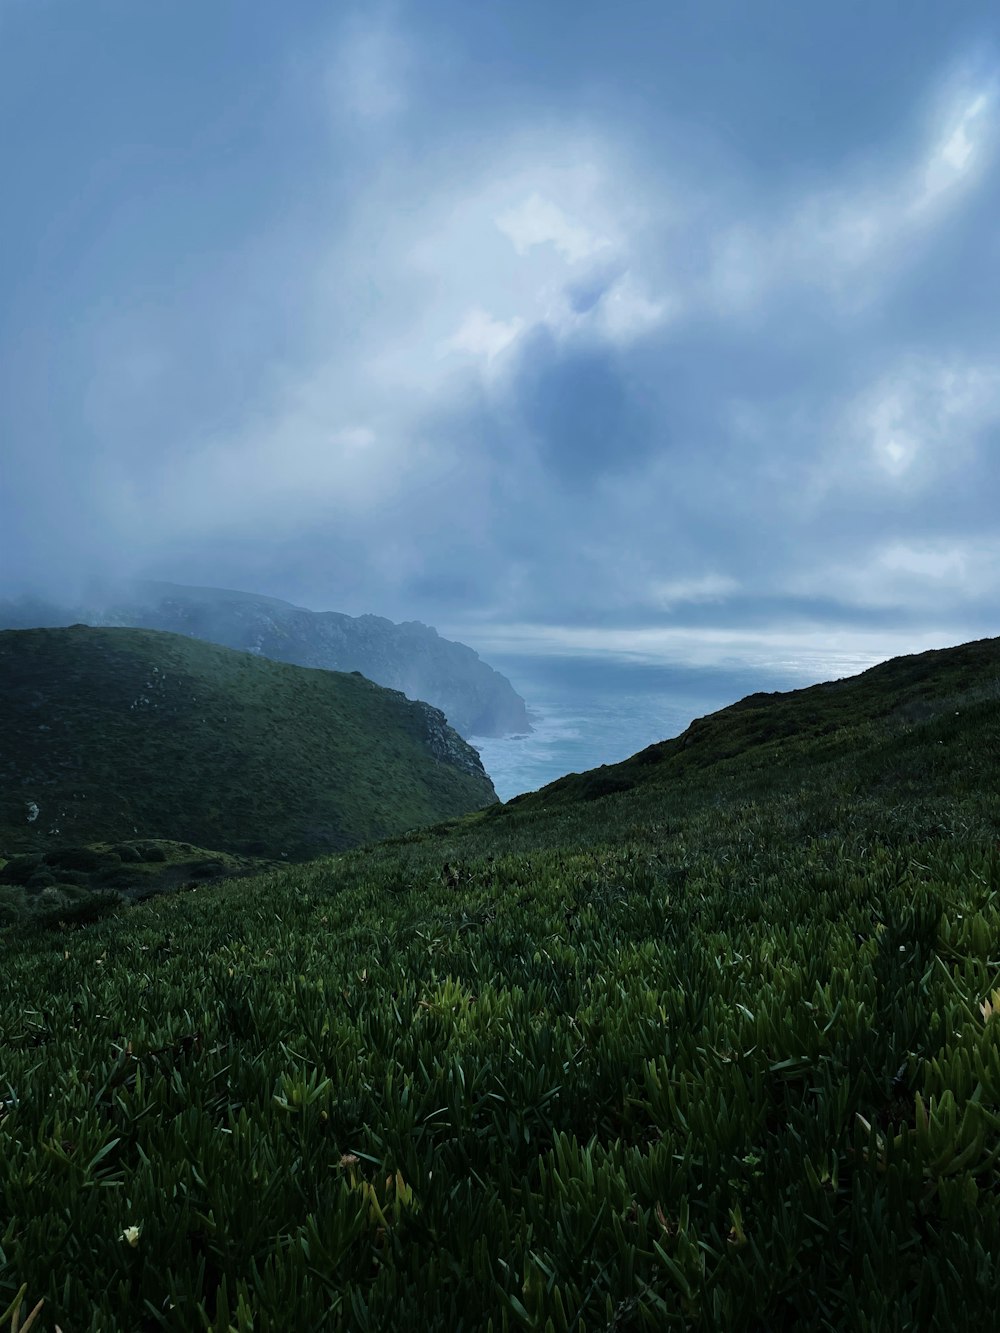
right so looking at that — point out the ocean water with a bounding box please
[469,653,805,802]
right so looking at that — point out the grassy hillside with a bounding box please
[475,634,1000,834]
[0,626,496,861]
[1,637,999,1330]
[0,580,532,738]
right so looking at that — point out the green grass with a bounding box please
[1,636,999,1329]
[0,626,496,862]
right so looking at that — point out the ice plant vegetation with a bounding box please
[0,637,999,1329]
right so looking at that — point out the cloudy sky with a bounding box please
[3,0,999,673]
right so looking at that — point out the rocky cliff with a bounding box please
[0,583,531,739]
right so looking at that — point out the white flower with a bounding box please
[120,1224,141,1247]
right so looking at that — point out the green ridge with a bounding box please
[0,625,496,861]
[1,635,1000,1330]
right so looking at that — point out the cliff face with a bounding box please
[0,583,531,739]
[414,699,492,780]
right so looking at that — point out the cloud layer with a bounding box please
[2,2,998,672]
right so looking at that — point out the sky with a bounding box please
[2,0,999,677]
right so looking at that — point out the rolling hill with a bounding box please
[0,625,496,861]
[1,635,999,1330]
[0,581,531,738]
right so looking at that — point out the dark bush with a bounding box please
[190,860,224,880]
[581,773,636,801]
[142,846,167,863]
[26,870,57,890]
[0,886,23,926]
[33,889,123,931]
[98,866,136,887]
[44,847,103,872]
[57,870,89,887]
[113,843,143,862]
[633,743,668,766]
[0,854,44,885]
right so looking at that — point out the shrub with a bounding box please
[32,888,122,930]
[0,854,44,885]
[97,866,136,887]
[43,847,103,873]
[56,869,89,887]
[0,884,26,924]
[190,860,224,880]
[580,772,636,801]
[35,886,68,911]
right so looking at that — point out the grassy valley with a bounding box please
[1,637,999,1329]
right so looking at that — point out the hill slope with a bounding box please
[0,582,531,738]
[497,632,1000,818]
[0,625,496,859]
[2,636,999,1330]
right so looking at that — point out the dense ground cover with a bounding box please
[1,638,999,1329]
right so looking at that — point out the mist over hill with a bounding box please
[0,582,531,739]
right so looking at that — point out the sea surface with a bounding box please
[469,653,807,802]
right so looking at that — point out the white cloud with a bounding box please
[649,574,739,609]
[368,144,673,379]
[850,357,1000,485]
[752,352,1000,531]
[495,193,613,263]
[919,88,994,206]
[791,537,1000,614]
[708,77,999,313]
[440,308,525,363]
[578,270,670,344]
[880,542,970,581]
[450,620,970,681]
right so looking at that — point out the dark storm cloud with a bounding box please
[509,330,657,485]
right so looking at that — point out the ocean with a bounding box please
[468,653,808,802]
